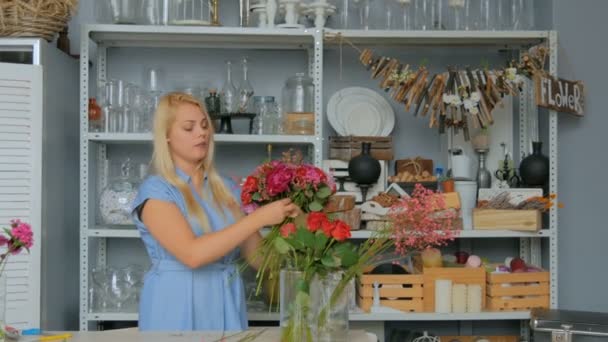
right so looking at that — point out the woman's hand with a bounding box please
[252,198,301,227]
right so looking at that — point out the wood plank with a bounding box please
[473,209,541,231]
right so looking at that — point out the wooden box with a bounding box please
[331,208,362,230]
[395,158,434,175]
[328,136,393,161]
[473,209,541,231]
[323,195,356,213]
[486,271,550,311]
[423,267,486,312]
[357,274,424,313]
[322,159,387,203]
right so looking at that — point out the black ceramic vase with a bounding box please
[519,141,549,187]
[348,142,381,202]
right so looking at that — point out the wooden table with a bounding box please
[18,327,376,342]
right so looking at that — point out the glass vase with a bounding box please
[279,269,349,342]
[309,272,349,342]
[279,269,313,341]
[0,272,7,341]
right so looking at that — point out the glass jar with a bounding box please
[254,96,281,135]
[168,0,212,26]
[99,158,139,225]
[281,73,314,117]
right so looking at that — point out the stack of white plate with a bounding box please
[327,87,395,136]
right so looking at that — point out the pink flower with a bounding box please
[265,165,294,196]
[11,221,33,249]
[280,223,297,238]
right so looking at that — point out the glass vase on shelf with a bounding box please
[237,57,254,113]
[220,60,237,114]
[395,0,414,30]
[88,98,103,132]
[447,0,465,30]
[309,272,349,342]
[99,158,139,226]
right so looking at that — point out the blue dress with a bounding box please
[131,168,248,331]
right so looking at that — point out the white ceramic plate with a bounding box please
[327,87,395,136]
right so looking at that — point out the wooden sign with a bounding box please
[535,74,585,116]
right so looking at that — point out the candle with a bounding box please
[467,284,482,313]
[435,279,452,313]
[452,284,467,313]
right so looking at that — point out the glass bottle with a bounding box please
[220,61,237,114]
[145,68,163,133]
[237,57,254,113]
[88,98,102,132]
[205,89,221,116]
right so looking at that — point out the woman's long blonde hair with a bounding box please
[151,92,242,233]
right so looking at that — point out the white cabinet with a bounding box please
[0,39,80,330]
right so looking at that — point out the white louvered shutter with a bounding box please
[0,62,43,329]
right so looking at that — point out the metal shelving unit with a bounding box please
[79,24,559,341]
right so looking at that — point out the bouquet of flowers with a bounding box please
[387,184,459,256]
[242,151,394,341]
[241,151,337,297]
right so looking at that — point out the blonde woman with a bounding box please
[131,92,300,331]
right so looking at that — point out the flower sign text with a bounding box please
[534,74,585,117]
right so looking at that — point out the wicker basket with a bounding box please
[0,0,78,42]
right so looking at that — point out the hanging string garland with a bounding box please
[327,33,549,141]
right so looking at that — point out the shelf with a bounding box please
[350,229,551,239]
[87,311,531,322]
[85,24,317,49]
[88,227,139,238]
[87,313,138,321]
[325,29,551,47]
[87,133,319,145]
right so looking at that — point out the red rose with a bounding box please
[241,191,252,204]
[307,212,328,232]
[321,220,335,237]
[331,220,351,241]
[243,176,258,193]
[280,223,297,238]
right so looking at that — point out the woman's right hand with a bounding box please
[252,198,301,227]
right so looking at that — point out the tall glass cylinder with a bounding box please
[464,0,481,30]
[415,0,432,30]
[396,0,414,30]
[447,0,465,30]
[309,272,349,342]
[279,269,311,341]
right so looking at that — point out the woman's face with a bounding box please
[167,103,211,166]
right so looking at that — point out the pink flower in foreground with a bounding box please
[265,165,294,196]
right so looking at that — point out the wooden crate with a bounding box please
[423,267,486,312]
[357,274,424,313]
[323,195,356,213]
[330,208,362,230]
[328,136,393,161]
[473,209,541,231]
[486,271,550,311]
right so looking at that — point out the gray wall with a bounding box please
[553,0,608,313]
[62,0,607,331]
